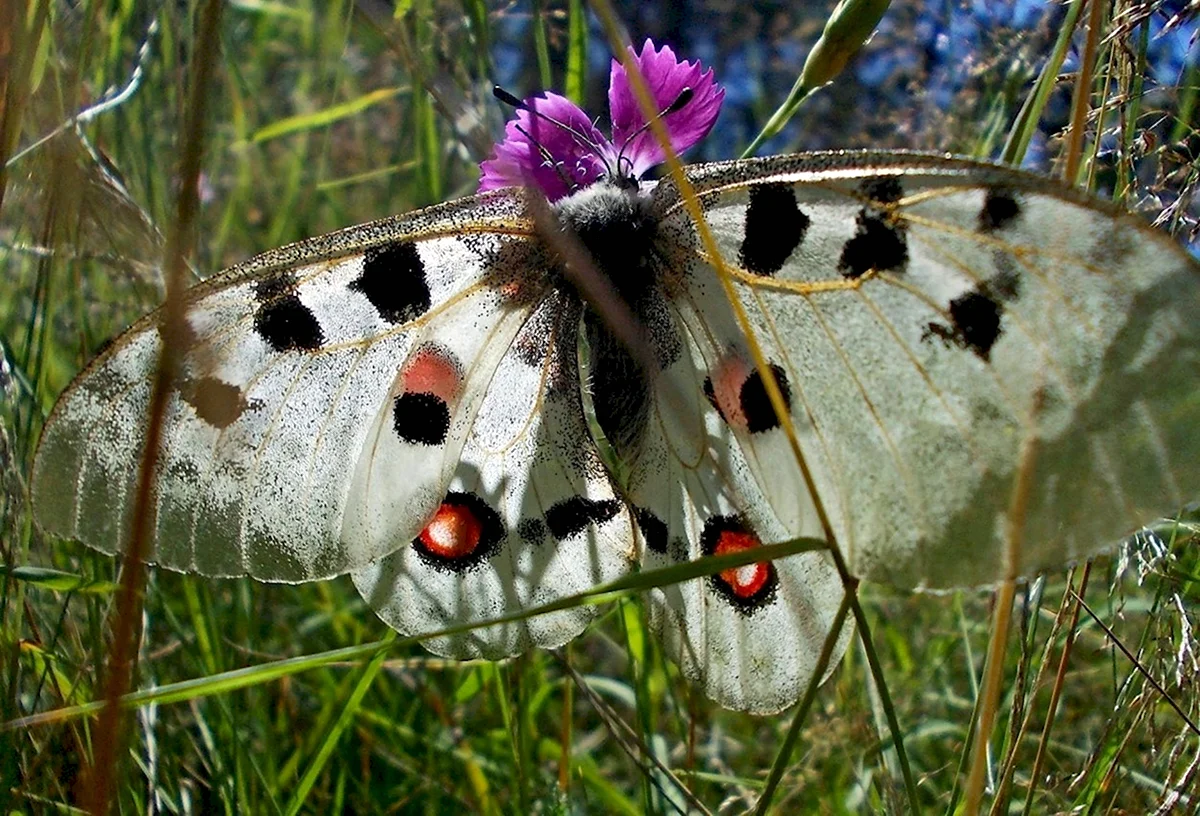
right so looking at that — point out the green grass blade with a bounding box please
[1001,0,1086,165]
[6,537,829,731]
[754,593,852,814]
[531,0,553,89]
[565,0,587,105]
[283,629,397,816]
[250,87,407,143]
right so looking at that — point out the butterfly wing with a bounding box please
[352,291,636,658]
[625,321,850,715]
[659,150,1200,591]
[32,190,552,582]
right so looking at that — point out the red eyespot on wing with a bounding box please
[700,514,778,611]
[400,344,462,404]
[412,492,505,572]
[419,502,483,559]
[713,529,771,599]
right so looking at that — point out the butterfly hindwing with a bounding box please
[663,151,1200,590]
[352,291,636,658]
[341,281,538,567]
[623,315,849,715]
[32,190,543,582]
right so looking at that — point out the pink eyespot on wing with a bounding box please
[703,354,792,434]
[705,355,753,429]
[400,343,462,404]
[391,344,464,446]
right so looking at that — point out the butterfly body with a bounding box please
[549,179,680,462]
[33,150,1200,713]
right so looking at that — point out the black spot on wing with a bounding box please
[634,508,668,554]
[392,392,450,445]
[179,376,258,429]
[837,210,908,279]
[924,290,1004,360]
[349,241,431,324]
[741,363,792,433]
[948,292,1003,359]
[979,188,1022,232]
[518,517,546,544]
[739,182,810,276]
[545,497,621,541]
[254,274,324,352]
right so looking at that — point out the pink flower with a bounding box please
[479,39,724,201]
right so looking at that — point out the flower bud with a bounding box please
[800,0,892,89]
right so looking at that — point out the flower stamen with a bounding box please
[511,122,578,193]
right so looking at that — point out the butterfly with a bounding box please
[31,41,1200,715]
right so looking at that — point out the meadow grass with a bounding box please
[2,1,1199,813]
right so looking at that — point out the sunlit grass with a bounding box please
[3,1,1199,813]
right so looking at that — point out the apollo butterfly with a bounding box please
[32,39,1200,714]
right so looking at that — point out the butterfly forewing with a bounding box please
[668,151,1200,590]
[32,190,540,582]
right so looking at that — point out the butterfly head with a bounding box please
[479,39,724,202]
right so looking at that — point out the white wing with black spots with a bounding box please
[31,147,1200,715]
[32,191,542,582]
[665,151,1200,590]
[625,325,850,715]
[353,292,635,658]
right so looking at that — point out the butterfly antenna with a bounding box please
[613,87,694,178]
[493,86,608,158]
[512,121,578,193]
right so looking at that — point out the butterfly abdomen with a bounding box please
[555,181,683,460]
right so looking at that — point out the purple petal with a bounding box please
[478,92,611,201]
[608,39,724,178]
